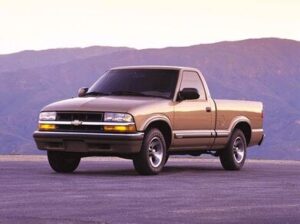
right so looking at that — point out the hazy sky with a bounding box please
[0,0,299,54]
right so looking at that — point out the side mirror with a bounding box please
[78,87,88,97]
[178,88,199,101]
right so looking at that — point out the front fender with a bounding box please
[140,114,172,131]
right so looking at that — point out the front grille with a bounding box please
[56,112,104,122]
[55,112,104,132]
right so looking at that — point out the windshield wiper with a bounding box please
[110,91,148,97]
[110,91,169,99]
[84,91,109,96]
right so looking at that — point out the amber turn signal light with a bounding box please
[39,124,56,131]
[103,124,136,133]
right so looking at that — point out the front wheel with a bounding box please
[219,129,247,170]
[47,151,81,173]
[133,128,167,175]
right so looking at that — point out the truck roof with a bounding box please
[110,65,198,71]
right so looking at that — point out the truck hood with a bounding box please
[42,96,166,113]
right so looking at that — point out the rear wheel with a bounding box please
[47,151,81,173]
[219,129,247,170]
[133,128,167,175]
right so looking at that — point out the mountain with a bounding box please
[0,38,299,159]
[0,46,133,73]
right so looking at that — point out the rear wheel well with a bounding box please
[234,122,251,145]
[145,121,172,149]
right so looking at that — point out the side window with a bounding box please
[180,71,206,100]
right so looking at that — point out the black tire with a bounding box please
[47,151,81,173]
[219,129,247,170]
[133,128,167,175]
[165,154,169,165]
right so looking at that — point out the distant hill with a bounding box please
[0,46,133,72]
[0,38,299,159]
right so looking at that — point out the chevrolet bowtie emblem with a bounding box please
[71,120,82,126]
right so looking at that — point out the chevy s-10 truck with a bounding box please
[33,66,264,175]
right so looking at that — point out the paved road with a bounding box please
[0,156,300,224]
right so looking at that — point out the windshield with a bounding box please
[87,69,179,99]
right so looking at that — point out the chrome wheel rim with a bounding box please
[148,137,163,168]
[232,137,245,163]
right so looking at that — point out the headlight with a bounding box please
[39,112,56,121]
[104,113,133,123]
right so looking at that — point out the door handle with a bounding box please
[206,107,211,112]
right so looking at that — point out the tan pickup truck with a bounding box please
[33,66,264,175]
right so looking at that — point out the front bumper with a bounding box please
[33,131,144,154]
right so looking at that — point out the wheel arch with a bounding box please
[142,117,173,149]
[231,120,252,145]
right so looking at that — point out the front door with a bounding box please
[173,70,214,149]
